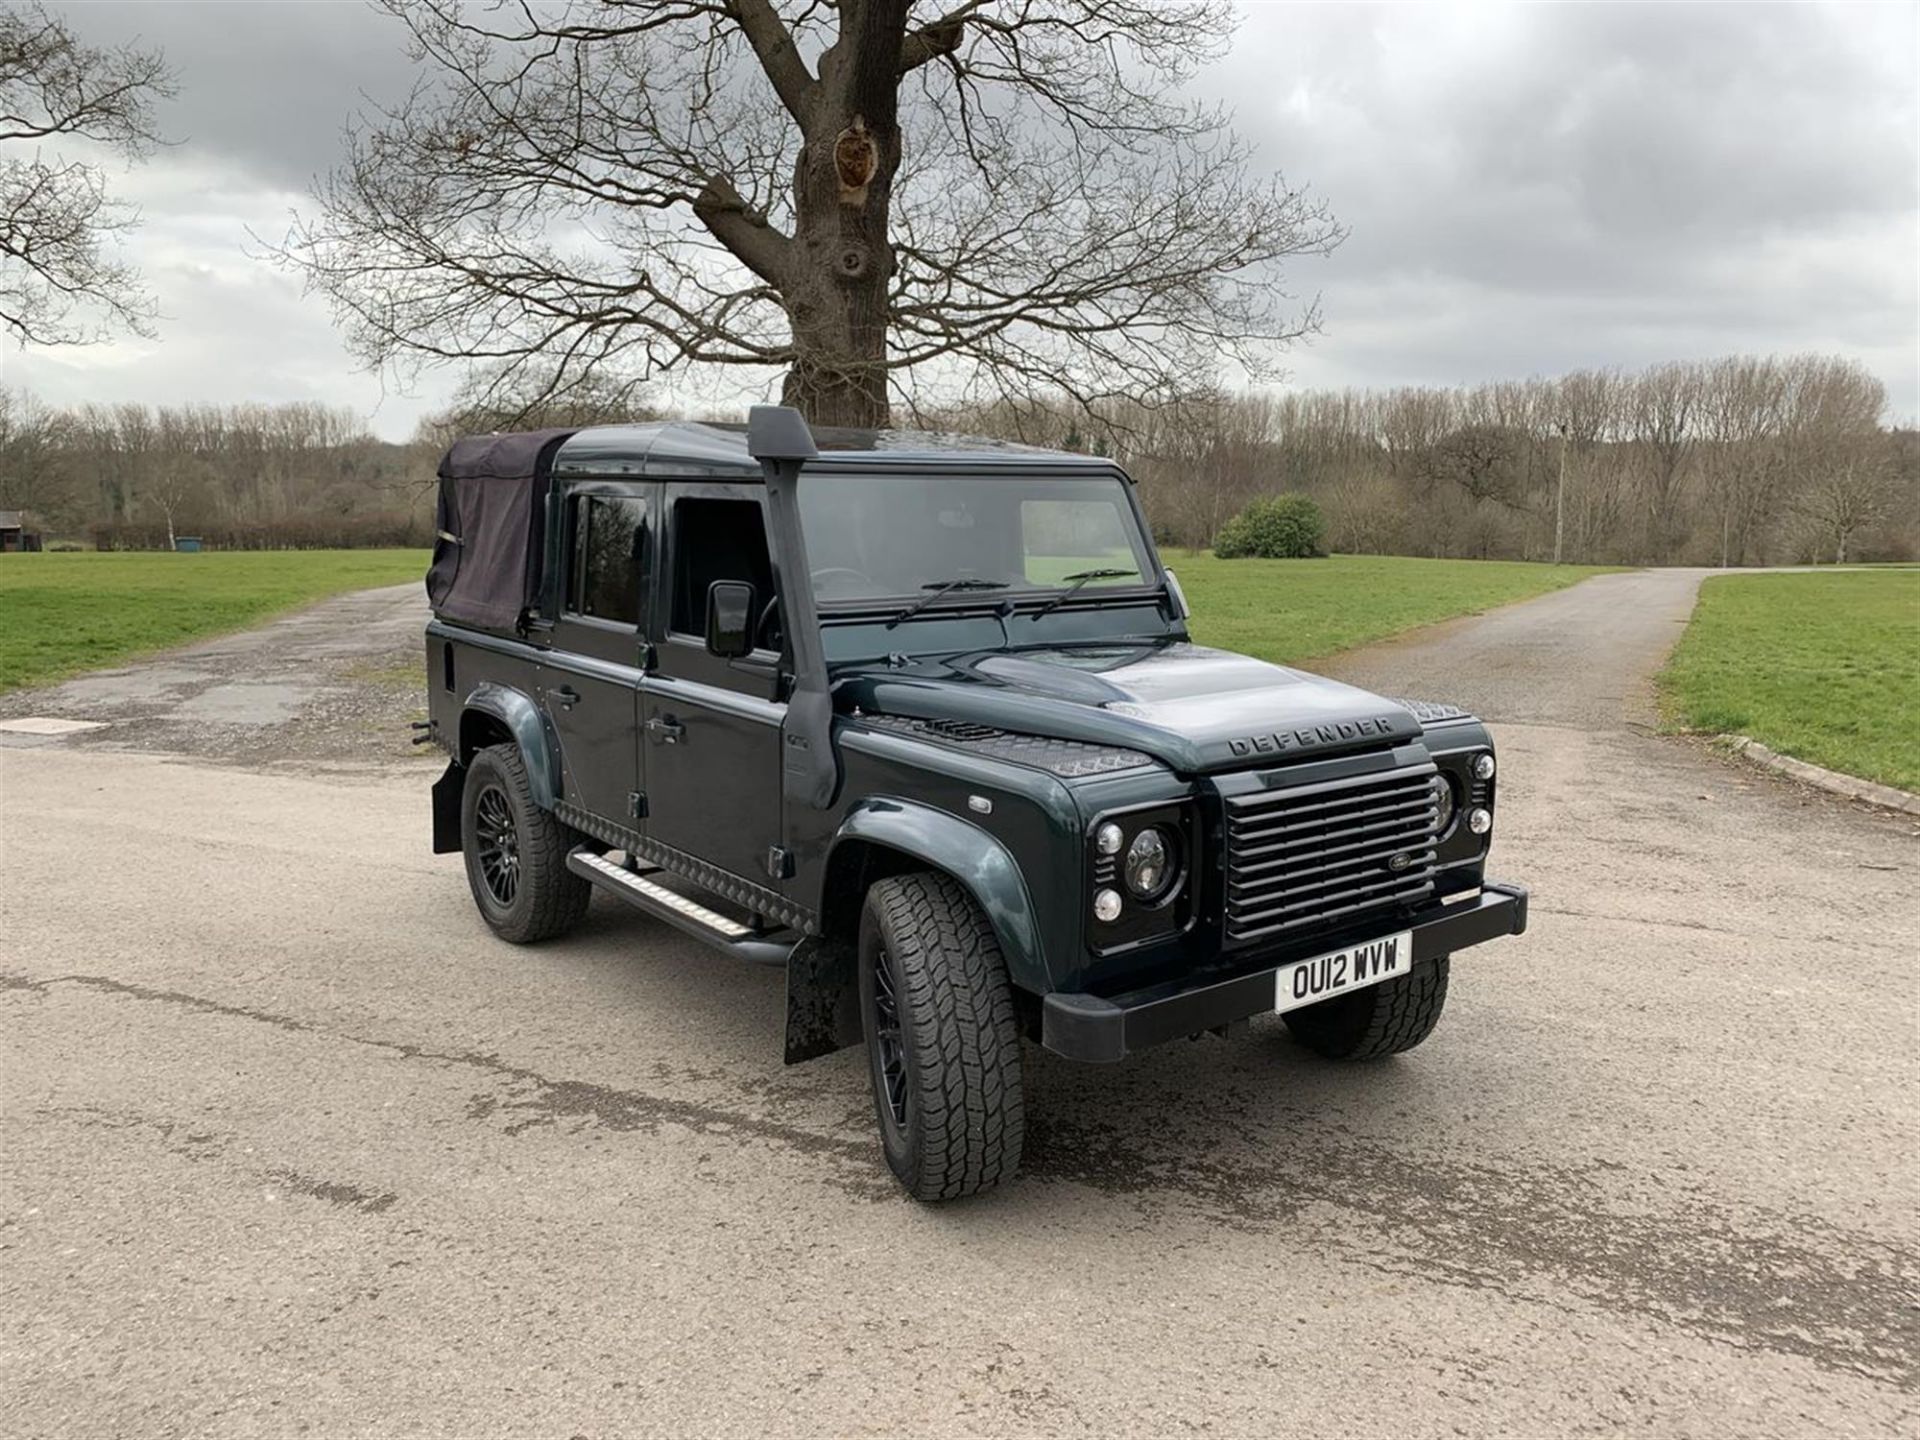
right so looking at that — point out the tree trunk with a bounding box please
[780,1,906,430]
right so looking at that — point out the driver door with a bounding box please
[638,485,788,890]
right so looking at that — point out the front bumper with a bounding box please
[1041,882,1528,1063]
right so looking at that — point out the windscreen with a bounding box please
[796,473,1154,604]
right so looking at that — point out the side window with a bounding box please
[670,496,775,640]
[565,493,648,626]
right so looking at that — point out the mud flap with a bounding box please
[784,936,862,1064]
[431,760,465,854]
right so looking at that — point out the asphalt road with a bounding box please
[2,571,1915,1438]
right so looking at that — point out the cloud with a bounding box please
[0,1,450,436]
[1221,1,1918,412]
[2,1,1914,436]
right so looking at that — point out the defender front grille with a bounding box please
[1223,765,1440,945]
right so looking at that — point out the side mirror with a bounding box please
[706,579,756,658]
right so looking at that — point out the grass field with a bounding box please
[0,550,429,693]
[0,548,1621,694]
[1166,551,1622,665]
[1659,569,1920,793]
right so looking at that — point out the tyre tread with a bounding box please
[1284,956,1449,1060]
[868,872,1025,1201]
[466,744,591,944]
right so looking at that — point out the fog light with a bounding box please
[1473,752,1496,781]
[1093,888,1123,922]
[1095,822,1125,856]
[1468,807,1493,835]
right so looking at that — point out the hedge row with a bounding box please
[87,514,427,551]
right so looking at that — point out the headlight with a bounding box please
[1473,752,1496,781]
[1086,803,1194,951]
[1124,826,1178,903]
[1431,773,1457,835]
[1468,807,1492,836]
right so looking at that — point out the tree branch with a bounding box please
[725,0,817,122]
[692,172,793,284]
[898,2,982,71]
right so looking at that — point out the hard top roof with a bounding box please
[548,419,1116,479]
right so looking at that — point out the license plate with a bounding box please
[1274,929,1413,1014]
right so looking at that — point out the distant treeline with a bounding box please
[0,395,434,548]
[2,352,1913,564]
[934,353,1918,566]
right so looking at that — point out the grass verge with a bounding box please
[1658,569,1919,794]
[1167,551,1623,666]
[0,550,429,693]
[1,548,1624,700]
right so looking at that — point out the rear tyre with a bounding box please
[460,743,591,944]
[858,873,1025,1202]
[1283,956,1450,1060]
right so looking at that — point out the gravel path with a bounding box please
[0,582,430,769]
[2,570,1914,1438]
[1322,566,1715,729]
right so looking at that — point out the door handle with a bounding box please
[647,715,685,744]
[551,686,580,710]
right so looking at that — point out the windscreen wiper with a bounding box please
[886,577,1009,629]
[1030,567,1139,619]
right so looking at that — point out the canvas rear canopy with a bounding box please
[425,429,577,631]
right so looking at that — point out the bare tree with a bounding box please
[0,383,60,515]
[423,363,665,446]
[1420,423,1523,508]
[1794,434,1895,564]
[279,0,1342,428]
[1376,386,1452,487]
[0,3,173,345]
[1627,362,1701,563]
[1698,356,1784,567]
[1551,368,1621,563]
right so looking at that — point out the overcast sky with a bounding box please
[3,1,1914,439]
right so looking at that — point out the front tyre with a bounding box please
[859,873,1025,1202]
[1283,956,1450,1060]
[460,743,591,944]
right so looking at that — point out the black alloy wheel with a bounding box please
[869,944,910,1129]
[459,743,591,944]
[472,782,520,906]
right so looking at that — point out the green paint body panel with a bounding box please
[830,797,1049,993]
[460,681,558,808]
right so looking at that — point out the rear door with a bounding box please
[639,485,787,887]
[538,483,652,830]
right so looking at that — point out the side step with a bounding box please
[567,849,793,966]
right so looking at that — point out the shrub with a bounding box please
[1213,494,1327,559]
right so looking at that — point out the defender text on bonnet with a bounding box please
[422,408,1527,1201]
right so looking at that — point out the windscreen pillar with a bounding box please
[749,405,838,810]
